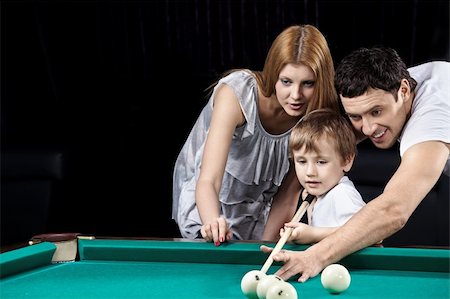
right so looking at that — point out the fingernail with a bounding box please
[220,237,224,242]
[214,241,220,246]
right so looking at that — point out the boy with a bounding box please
[281,108,365,244]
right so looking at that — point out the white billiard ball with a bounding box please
[321,264,351,294]
[266,280,298,299]
[241,270,267,299]
[256,274,283,299]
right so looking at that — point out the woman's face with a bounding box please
[275,63,316,117]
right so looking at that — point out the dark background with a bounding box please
[2,0,449,247]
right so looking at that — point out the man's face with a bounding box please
[340,87,409,149]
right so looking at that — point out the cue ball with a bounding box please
[321,264,351,294]
[265,280,298,299]
[241,270,267,299]
[256,274,283,299]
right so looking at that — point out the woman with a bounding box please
[172,24,338,245]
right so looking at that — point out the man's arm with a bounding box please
[262,141,449,282]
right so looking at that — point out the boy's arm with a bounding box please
[287,223,382,245]
[285,223,337,244]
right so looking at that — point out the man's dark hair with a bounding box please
[335,47,417,99]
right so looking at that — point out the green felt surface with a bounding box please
[1,239,449,299]
[0,242,55,278]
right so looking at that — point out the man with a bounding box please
[261,47,450,282]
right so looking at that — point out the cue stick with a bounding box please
[260,193,315,274]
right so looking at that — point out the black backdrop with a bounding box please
[2,0,449,243]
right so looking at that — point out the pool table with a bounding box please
[1,237,449,298]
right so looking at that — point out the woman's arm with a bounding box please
[196,84,245,244]
[262,165,302,241]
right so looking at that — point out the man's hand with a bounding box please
[260,245,325,282]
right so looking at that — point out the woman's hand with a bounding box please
[200,216,233,245]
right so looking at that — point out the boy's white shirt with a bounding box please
[307,176,366,227]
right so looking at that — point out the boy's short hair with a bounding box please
[289,108,357,163]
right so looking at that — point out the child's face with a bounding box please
[293,137,352,197]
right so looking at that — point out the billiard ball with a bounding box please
[241,270,267,299]
[256,274,283,299]
[321,263,351,294]
[265,280,298,299]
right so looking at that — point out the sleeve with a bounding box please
[329,183,366,226]
[400,62,450,157]
[210,70,258,139]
